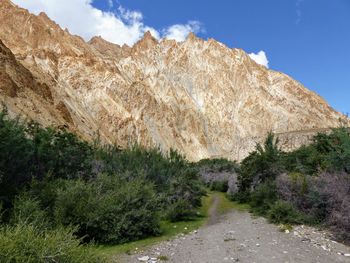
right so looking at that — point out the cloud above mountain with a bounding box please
[248,51,269,68]
[162,21,204,42]
[11,0,204,45]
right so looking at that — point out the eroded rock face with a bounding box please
[0,0,347,161]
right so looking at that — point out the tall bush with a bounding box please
[0,223,105,263]
[54,174,160,244]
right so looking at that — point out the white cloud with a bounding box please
[163,21,203,42]
[295,0,304,25]
[248,51,269,68]
[107,0,113,8]
[11,0,204,46]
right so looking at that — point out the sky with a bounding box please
[12,0,350,115]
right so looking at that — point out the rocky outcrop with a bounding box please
[0,0,347,160]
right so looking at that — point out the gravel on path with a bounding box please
[121,196,350,263]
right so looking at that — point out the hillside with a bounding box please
[0,0,346,161]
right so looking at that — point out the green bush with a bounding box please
[324,128,350,173]
[166,168,205,221]
[236,133,283,201]
[281,145,324,175]
[27,124,93,180]
[0,109,206,249]
[54,174,161,244]
[210,180,229,192]
[194,158,239,173]
[0,111,33,208]
[268,200,303,224]
[166,199,196,222]
[10,194,48,228]
[0,223,106,263]
[0,110,93,211]
[249,181,277,215]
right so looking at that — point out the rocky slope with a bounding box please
[0,0,346,161]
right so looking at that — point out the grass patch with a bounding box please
[214,192,250,214]
[93,193,212,259]
[158,255,169,261]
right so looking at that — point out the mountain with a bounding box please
[0,0,347,161]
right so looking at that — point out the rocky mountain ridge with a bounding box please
[0,0,347,161]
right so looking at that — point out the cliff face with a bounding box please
[0,0,346,161]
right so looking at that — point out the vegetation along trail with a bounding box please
[123,193,350,263]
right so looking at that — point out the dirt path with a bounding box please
[121,196,350,263]
[207,194,220,225]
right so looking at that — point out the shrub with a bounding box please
[0,111,33,208]
[281,145,324,175]
[324,128,350,173]
[0,110,207,248]
[276,173,309,209]
[96,146,187,191]
[10,194,48,228]
[236,133,283,201]
[27,124,93,180]
[0,223,106,263]
[54,174,161,244]
[268,200,303,224]
[249,181,277,215]
[197,158,239,194]
[210,180,229,192]
[166,199,196,222]
[195,158,239,173]
[166,168,205,221]
[312,172,350,242]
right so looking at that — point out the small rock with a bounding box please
[321,245,330,251]
[285,229,290,234]
[224,231,236,242]
[137,256,149,262]
[256,243,260,247]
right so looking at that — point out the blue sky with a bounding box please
[14,0,350,114]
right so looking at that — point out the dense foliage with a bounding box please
[194,158,240,194]
[0,110,206,261]
[233,128,350,243]
[0,223,106,263]
[53,175,160,244]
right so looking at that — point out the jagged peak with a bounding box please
[38,11,49,19]
[122,43,131,50]
[186,32,202,42]
[132,31,158,51]
[89,36,104,42]
[5,0,16,7]
[143,31,157,42]
[1,0,22,11]
[89,35,121,48]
